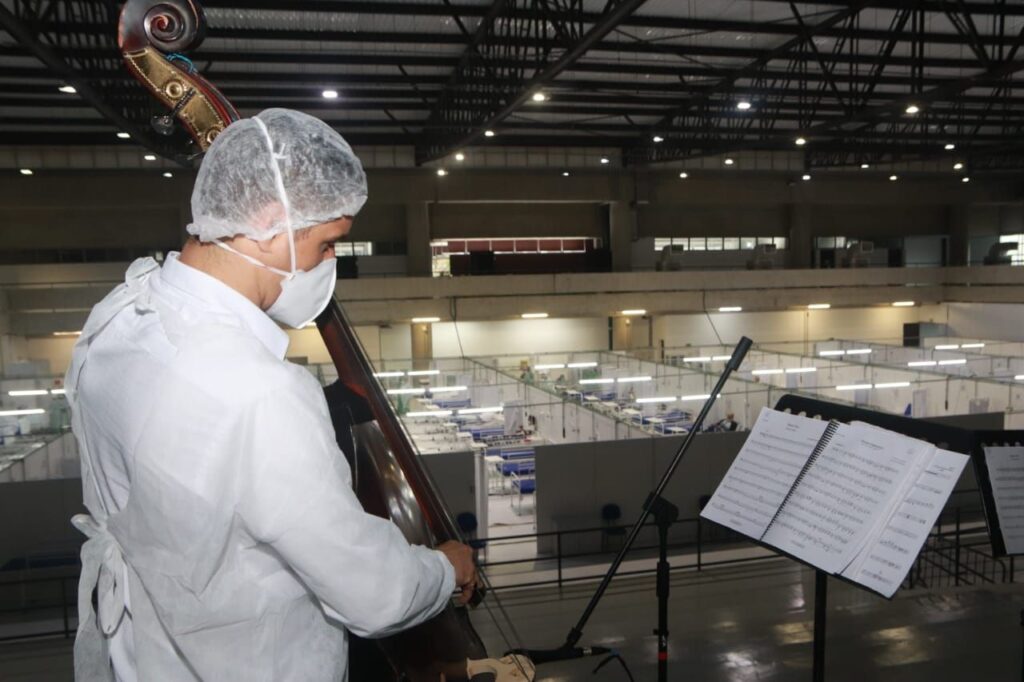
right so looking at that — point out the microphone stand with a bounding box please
[512,336,752,679]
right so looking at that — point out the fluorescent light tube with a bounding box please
[960,343,985,349]
[807,303,831,310]
[374,371,405,378]
[683,356,711,362]
[8,390,48,396]
[874,382,911,389]
[405,410,453,418]
[387,388,426,395]
[621,309,646,316]
[718,306,742,313]
[521,313,549,319]
[617,376,652,383]
[711,355,732,361]
[751,369,784,376]
[785,367,817,374]
[892,301,915,307]
[0,409,44,416]
[458,406,503,414]
[407,370,440,376]
[938,359,967,366]
[819,350,846,357]
[535,364,566,370]
[430,386,468,393]
[907,361,937,367]
[845,348,872,355]
[934,344,959,350]
[679,394,712,401]
[580,378,615,385]
[412,317,441,323]
[637,396,677,404]
[568,362,598,368]
[836,384,871,391]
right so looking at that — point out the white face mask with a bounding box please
[215,238,337,329]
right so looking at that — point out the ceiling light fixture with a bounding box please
[724,158,735,165]
[322,89,339,99]
[436,168,447,176]
[116,132,130,139]
[411,316,441,323]
[808,303,831,310]
[621,309,646,316]
[802,174,811,181]
[19,168,33,176]
[718,306,742,312]
[162,172,173,178]
[600,157,610,164]
[562,171,570,177]
[737,100,752,111]
[795,137,807,146]
[860,163,870,169]
[962,177,970,183]
[143,154,156,161]
[954,162,964,170]
[58,85,77,94]
[532,92,547,102]
[679,172,688,179]
[455,152,465,162]
[652,135,664,143]
[905,104,920,115]
[406,369,440,376]
[892,301,915,307]
[889,174,898,181]
[484,130,495,137]
[521,313,549,319]
[944,143,956,151]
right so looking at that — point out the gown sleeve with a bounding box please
[238,374,455,638]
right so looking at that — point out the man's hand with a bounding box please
[437,540,478,605]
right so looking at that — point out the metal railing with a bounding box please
[0,500,1009,644]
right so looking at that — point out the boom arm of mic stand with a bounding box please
[561,336,753,649]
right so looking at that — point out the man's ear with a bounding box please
[255,231,287,255]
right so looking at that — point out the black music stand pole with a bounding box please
[813,571,828,682]
[650,494,679,682]
[553,337,754,672]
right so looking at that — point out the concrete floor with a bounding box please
[2,558,1021,681]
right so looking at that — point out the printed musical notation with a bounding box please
[701,408,968,598]
[984,446,1024,555]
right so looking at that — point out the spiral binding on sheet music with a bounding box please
[760,419,840,540]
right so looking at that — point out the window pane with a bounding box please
[835,237,847,248]
[723,237,740,250]
[706,237,723,251]
[816,237,834,249]
[741,237,756,250]
[690,237,706,251]
[774,237,787,250]
[654,237,672,252]
[757,237,773,246]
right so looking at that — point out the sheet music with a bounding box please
[761,422,926,574]
[842,448,968,597]
[984,446,1024,554]
[700,407,829,539]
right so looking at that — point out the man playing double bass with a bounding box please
[66,108,477,681]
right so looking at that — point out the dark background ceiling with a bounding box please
[2,0,1024,169]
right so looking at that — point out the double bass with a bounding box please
[116,2,532,679]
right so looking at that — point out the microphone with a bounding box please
[506,645,612,664]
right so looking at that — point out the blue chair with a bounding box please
[601,503,626,552]
[457,512,486,550]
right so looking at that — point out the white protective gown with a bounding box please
[66,253,455,681]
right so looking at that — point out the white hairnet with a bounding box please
[187,108,368,242]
